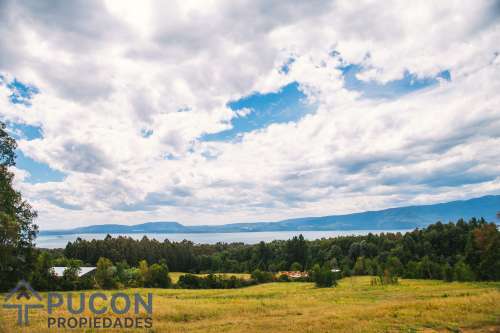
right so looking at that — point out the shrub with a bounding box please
[177,273,202,289]
[123,268,141,287]
[177,273,256,289]
[251,269,275,283]
[148,262,172,288]
[371,268,398,286]
[311,264,337,288]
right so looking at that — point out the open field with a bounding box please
[1,277,499,333]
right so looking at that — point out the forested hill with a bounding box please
[41,195,500,235]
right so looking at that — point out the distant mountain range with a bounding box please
[40,195,500,235]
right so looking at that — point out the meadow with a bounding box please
[1,277,499,333]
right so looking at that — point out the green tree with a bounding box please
[115,260,129,284]
[386,256,403,276]
[31,252,57,291]
[311,264,321,282]
[95,257,117,289]
[311,264,336,288]
[268,263,278,273]
[253,241,272,270]
[404,261,420,278]
[138,259,151,287]
[418,256,443,279]
[286,235,308,269]
[0,122,38,291]
[353,257,366,275]
[290,262,302,271]
[61,260,81,290]
[453,259,475,282]
[443,263,454,282]
[473,224,500,280]
[147,260,171,288]
[363,257,375,275]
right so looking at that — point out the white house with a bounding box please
[51,266,96,277]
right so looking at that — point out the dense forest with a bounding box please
[60,218,500,282]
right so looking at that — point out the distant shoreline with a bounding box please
[36,229,414,249]
[40,226,412,236]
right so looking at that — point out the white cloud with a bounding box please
[0,0,499,229]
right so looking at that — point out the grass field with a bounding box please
[1,277,499,332]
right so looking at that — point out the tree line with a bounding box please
[61,218,500,282]
[30,253,338,290]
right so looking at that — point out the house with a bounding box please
[51,266,96,277]
[278,271,309,279]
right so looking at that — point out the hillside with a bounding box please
[41,194,500,235]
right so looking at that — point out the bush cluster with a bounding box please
[177,273,257,289]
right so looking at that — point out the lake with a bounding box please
[36,229,411,248]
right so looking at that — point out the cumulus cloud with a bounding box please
[0,0,499,229]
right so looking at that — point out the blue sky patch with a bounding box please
[279,58,295,75]
[202,82,313,142]
[6,123,64,184]
[141,128,153,138]
[340,64,451,99]
[8,122,44,141]
[15,150,66,183]
[164,152,178,160]
[6,78,39,106]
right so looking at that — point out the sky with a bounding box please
[0,0,499,230]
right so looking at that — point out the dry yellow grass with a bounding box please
[0,277,499,333]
